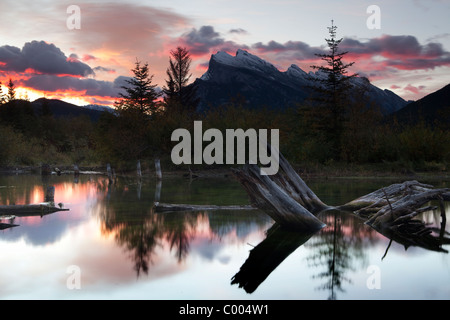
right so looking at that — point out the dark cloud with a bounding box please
[0,41,94,76]
[20,74,128,97]
[252,40,326,60]
[229,28,248,35]
[181,26,225,55]
[93,66,116,74]
[251,35,450,72]
[178,25,248,56]
[340,35,450,70]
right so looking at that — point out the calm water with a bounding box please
[1,173,449,300]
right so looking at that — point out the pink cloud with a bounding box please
[404,84,426,94]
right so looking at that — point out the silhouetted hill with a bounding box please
[391,83,450,128]
[31,98,113,121]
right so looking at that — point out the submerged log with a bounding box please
[0,203,69,216]
[154,203,255,213]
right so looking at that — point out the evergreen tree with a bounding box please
[115,60,160,115]
[310,20,357,159]
[163,47,198,112]
[0,81,5,104]
[7,78,16,102]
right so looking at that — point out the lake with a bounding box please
[1,173,449,300]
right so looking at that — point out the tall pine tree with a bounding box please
[111,60,161,160]
[310,20,357,159]
[163,47,198,113]
[7,78,16,102]
[115,60,160,115]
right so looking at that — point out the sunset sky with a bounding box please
[0,0,449,106]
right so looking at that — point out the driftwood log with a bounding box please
[231,151,449,252]
[231,152,329,231]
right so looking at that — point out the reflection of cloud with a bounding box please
[0,177,104,246]
[1,214,70,246]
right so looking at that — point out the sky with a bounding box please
[0,0,449,106]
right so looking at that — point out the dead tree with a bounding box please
[231,151,449,251]
[231,152,329,231]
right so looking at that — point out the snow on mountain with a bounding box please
[82,104,115,113]
[193,49,408,114]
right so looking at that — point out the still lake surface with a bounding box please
[1,173,449,300]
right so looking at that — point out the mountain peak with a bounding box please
[209,49,279,74]
[286,64,308,79]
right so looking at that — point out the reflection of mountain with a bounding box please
[207,210,272,239]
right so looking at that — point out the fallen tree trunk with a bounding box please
[0,203,69,216]
[231,150,449,241]
[230,150,329,230]
[338,180,450,227]
[231,162,327,231]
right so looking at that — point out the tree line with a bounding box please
[0,27,449,174]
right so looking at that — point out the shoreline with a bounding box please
[0,163,448,182]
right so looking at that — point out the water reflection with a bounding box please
[232,200,450,299]
[1,174,449,299]
[90,176,271,276]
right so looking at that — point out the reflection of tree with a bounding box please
[93,176,277,276]
[94,178,165,276]
[306,210,365,300]
[163,211,199,262]
[116,214,162,276]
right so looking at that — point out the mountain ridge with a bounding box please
[192,49,408,114]
[391,83,450,127]
[30,97,113,121]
